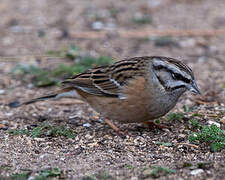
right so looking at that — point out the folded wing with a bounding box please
[62,57,147,98]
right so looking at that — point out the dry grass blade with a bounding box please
[176,143,199,149]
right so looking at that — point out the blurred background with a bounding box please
[0,0,225,179]
[0,0,225,90]
[0,0,225,94]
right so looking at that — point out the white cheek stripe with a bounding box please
[153,59,191,80]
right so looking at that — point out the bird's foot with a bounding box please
[104,119,126,138]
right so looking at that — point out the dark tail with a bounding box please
[9,87,75,108]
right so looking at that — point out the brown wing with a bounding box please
[61,57,148,98]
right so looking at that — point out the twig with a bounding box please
[70,29,225,39]
[1,28,225,62]
[177,143,199,149]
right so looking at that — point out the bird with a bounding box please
[14,56,200,134]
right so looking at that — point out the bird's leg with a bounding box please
[143,121,169,130]
[104,119,120,131]
[104,119,126,137]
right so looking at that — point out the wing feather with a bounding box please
[61,57,148,97]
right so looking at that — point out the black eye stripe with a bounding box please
[153,64,192,84]
[172,72,190,83]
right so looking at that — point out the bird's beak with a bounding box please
[188,81,201,95]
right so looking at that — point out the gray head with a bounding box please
[152,57,200,95]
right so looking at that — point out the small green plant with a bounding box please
[189,124,225,152]
[0,164,12,171]
[83,171,114,180]
[53,55,113,76]
[9,123,76,139]
[10,52,113,87]
[8,128,29,136]
[34,168,61,180]
[47,45,80,59]
[66,45,80,59]
[183,105,194,113]
[4,168,63,180]
[189,119,201,129]
[83,174,98,180]
[183,161,212,170]
[10,171,31,180]
[191,113,202,117]
[10,64,57,87]
[150,36,177,47]
[142,166,175,178]
[167,112,184,121]
[151,166,175,178]
[132,14,152,25]
[154,119,160,124]
[182,162,193,168]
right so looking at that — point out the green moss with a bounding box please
[189,119,201,129]
[34,168,61,180]
[5,168,63,180]
[8,123,76,139]
[150,36,177,47]
[10,171,31,180]
[10,49,113,87]
[8,128,29,136]
[83,171,114,180]
[66,45,80,60]
[183,105,194,113]
[167,112,184,122]
[132,14,152,25]
[189,124,225,152]
[142,166,175,178]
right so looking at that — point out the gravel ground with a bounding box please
[0,0,225,179]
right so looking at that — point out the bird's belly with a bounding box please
[147,94,178,119]
[85,94,176,124]
[93,100,150,123]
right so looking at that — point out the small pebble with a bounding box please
[83,123,91,128]
[190,169,204,175]
[177,178,184,180]
[208,120,220,128]
[97,118,103,123]
[5,112,13,116]
[27,83,34,88]
[0,89,5,94]
[2,127,9,131]
[179,38,196,48]
[92,21,104,30]
[28,177,35,180]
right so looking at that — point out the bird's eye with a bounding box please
[171,73,177,79]
[172,73,191,83]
